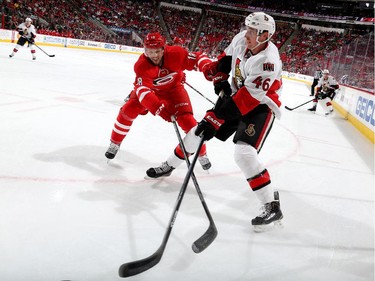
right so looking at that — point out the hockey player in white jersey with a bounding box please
[9,18,37,60]
[147,12,284,232]
[308,69,339,115]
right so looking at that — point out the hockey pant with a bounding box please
[12,37,35,56]
[109,91,206,156]
[168,104,276,204]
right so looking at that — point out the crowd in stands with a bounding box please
[1,0,373,90]
[281,29,345,74]
[160,6,200,49]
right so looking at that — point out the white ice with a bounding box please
[0,43,374,281]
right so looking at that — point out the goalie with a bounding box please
[308,69,339,115]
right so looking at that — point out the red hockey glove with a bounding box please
[153,103,172,122]
[202,61,219,81]
[195,110,224,140]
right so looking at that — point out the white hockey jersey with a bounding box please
[317,75,339,92]
[225,31,283,119]
[18,22,36,39]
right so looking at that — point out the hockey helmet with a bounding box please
[143,32,166,49]
[25,17,32,23]
[245,12,275,39]
[323,69,329,74]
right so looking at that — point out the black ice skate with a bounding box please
[307,105,317,112]
[146,162,175,178]
[105,142,120,160]
[252,191,283,232]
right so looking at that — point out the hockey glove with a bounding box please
[213,72,231,96]
[195,110,224,141]
[202,61,219,81]
[153,103,172,122]
[28,37,35,44]
[317,92,327,100]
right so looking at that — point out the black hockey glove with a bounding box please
[317,92,327,100]
[213,72,231,96]
[28,37,35,44]
[195,110,224,141]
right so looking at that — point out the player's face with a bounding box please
[25,21,31,27]
[245,27,268,50]
[145,48,164,65]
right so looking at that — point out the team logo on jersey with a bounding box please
[137,77,143,85]
[245,124,256,137]
[234,58,244,89]
[153,72,178,86]
[263,63,274,71]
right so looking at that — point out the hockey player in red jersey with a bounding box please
[105,32,212,171]
[147,12,284,232]
[9,18,37,60]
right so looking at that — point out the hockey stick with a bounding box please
[185,82,215,105]
[118,137,206,278]
[171,115,217,253]
[26,39,55,57]
[284,98,314,111]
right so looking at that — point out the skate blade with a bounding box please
[253,220,284,233]
[144,175,170,180]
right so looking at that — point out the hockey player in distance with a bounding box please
[9,18,37,60]
[105,32,212,171]
[308,69,339,115]
[147,12,284,232]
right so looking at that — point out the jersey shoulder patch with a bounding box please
[263,63,275,71]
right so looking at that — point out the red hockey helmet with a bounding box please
[143,32,166,49]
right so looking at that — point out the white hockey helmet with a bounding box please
[25,17,32,23]
[245,12,275,40]
[323,69,329,74]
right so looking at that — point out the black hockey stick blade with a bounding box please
[284,98,314,111]
[192,222,217,253]
[118,246,163,277]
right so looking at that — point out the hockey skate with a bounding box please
[146,161,175,179]
[198,154,211,170]
[105,142,120,160]
[252,191,283,232]
[325,109,333,116]
[307,105,316,112]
